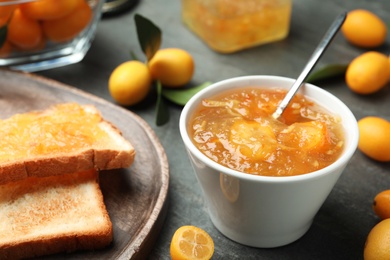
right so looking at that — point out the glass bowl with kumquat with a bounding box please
[179,75,359,248]
[0,0,104,72]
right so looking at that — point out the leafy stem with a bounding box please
[306,64,349,83]
[133,14,211,126]
[162,82,212,106]
[155,80,170,126]
[134,14,162,62]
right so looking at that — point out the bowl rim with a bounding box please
[179,75,359,183]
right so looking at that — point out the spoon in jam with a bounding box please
[272,12,347,120]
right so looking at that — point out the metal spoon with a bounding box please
[272,12,347,120]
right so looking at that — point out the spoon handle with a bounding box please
[272,12,347,120]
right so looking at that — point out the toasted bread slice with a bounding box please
[0,103,135,185]
[0,169,113,259]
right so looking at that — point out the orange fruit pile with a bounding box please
[342,11,390,258]
[0,0,92,57]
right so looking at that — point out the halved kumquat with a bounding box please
[229,120,277,161]
[170,225,214,260]
[278,121,329,152]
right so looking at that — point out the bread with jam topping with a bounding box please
[0,103,135,185]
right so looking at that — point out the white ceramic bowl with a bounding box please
[179,75,359,248]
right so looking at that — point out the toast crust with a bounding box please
[0,103,135,185]
[0,169,113,259]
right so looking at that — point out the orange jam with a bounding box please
[182,0,292,53]
[189,88,345,177]
[0,103,107,162]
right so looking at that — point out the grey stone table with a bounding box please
[37,0,390,259]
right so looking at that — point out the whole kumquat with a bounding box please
[7,8,43,50]
[19,0,82,20]
[373,190,390,220]
[357,116,390,162]
[148,48,195,88]
[364,219,390,260]
[342,9,387,48]
[108,61,152,106]
[0,0,17,26]
[345,52,390,95]
[42,0,92,43]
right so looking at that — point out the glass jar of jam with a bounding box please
[182,0,292,53]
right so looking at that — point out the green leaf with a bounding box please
[134,14,162,62]
[162,82,212,106]
[306,64,349,83]
[155,81,170,126]
[0,25,7,48]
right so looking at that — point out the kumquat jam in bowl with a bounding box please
[179,75,359,248]
[0,0,104,71]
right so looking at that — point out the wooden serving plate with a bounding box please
[0,69,169,259]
